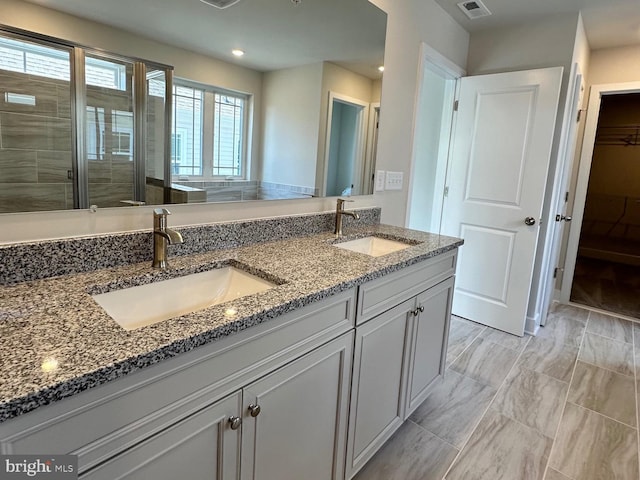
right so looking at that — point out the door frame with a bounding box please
[322,91,369,197]
[560,81,640,303]
[405,41,464,233]
[535,63,584,327]
[363,103,380,195]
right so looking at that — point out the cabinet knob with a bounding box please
[228,416,242,430]
[248,403,261,417]
[412,306,424,316]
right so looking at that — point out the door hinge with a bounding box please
[565,191,569,203]
[453,100,459,111]
[577,109,585,122]
[554,267,564,280]
[444,186,449,197]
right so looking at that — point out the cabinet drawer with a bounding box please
[0,288,355,474]
[356,250,456,325]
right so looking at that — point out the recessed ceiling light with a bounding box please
[378,65,385,72]
[232,49,245,57]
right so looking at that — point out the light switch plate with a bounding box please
[375,170,386,191]
[385,171,403,190]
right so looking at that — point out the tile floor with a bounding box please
[354,303,640,480]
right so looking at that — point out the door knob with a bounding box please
[248,403,261,417]
[524,217,536,226]
[228,416,242,430]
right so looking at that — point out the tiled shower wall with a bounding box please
[0,69,73,212]
[85,82,136,208]
[0,67,163,212]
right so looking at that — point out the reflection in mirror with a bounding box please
[325,93,372,197]
[0,34,73,212]
[0,31,172,212]
[0,0,386,213]
[84,54,135,208]
[145,69,169,205]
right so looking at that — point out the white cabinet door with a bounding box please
[240,332,353,480]
[442,67,563,335]
[346,299,413,479]
[80,392,242,480]
[405,277,454,416]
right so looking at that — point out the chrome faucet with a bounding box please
[335,198,360,236]
[152,208,184,269]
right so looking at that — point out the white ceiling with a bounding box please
[434,0,640,49]
[18,0,639,75]
[21,0,387,78]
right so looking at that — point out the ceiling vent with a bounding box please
[199,0,241,9]
[457,0,491,19]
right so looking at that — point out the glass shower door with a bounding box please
[145,68,169,204]
[84,53,136,207]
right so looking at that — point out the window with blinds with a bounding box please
[171,80,247,178]
[213,93,244,177]
[172,85,203,176]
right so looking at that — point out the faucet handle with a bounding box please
[153,207,171,217]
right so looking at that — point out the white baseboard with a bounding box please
[525,313,540,336]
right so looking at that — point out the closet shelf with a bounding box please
[595,125,640,146]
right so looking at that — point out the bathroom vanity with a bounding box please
[0,214,461,479]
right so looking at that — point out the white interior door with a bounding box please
[441,67,563,335]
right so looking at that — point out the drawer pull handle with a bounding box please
[228,416,242,430]
[248,404,262,417]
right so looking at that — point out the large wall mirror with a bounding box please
[0,0,386,213]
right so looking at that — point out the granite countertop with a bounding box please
[0,224,462,422]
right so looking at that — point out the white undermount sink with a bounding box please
[333,236,412,257]
[92,267,276,331]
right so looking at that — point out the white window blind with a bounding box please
[171,85,203,176]
[171,80,247,178]
[213,93,244,177]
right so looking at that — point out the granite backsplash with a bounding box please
[0,208,380,285]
